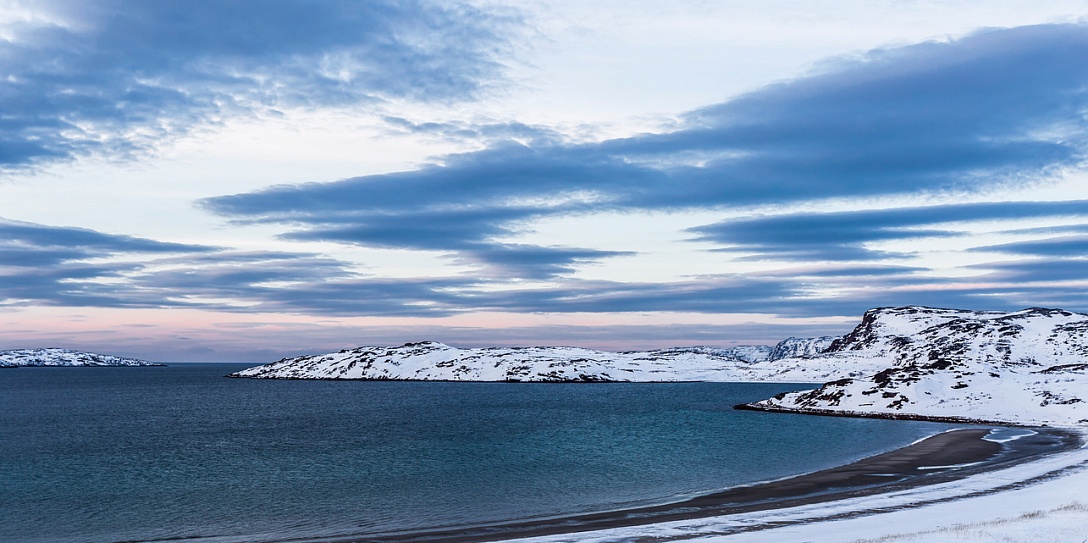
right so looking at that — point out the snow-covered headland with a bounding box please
[0,348,161,367]
[230,305,1087,427]
[494,306,1088,543]
[742,306,1088,426]
[223,307,1088,541]
[227,337,840,382]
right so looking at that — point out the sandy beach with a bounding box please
[347,427,1080,543]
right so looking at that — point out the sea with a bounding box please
[0,364,955,543]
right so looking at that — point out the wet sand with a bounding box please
[346,427,1080,543]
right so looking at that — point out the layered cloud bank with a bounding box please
[0,0,517,170]
[2,6,1088,360]
[5,25,1088,317]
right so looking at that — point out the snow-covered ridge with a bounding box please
[228,305,1088,425]
[228,306,1088,543]
[0,348,160,367]
[744,306,1088,426]
[770,336,836,360]
[229,337,838,382]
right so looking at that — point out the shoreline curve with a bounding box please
[329,427,1081,543]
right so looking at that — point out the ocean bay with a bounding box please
[1,364,953,543]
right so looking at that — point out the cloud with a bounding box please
[0,0,520,169]
[689,200,1088,261]
[0,218,216,307]
[0,218,216,264]
[121,251,479,316]
[0,217,629,315]
[972,235,1088,256]
[0,216,846,316]
[382,116,563,146]
[4,216,1085,320]
[976,258,1088,283]
[204,23,1088,280]
[9,22,1088,322]
[758,265,930,277]
[452,244,635,280]
[125,267,789,317]
[0,218,397,312]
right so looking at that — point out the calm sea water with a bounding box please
[0,364,953,543]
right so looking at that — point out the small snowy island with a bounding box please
[0,348,161,367]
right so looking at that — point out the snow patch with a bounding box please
[984,428,1038,444]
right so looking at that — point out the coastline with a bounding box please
[733,403,1043,426]
[348,427,1080,543]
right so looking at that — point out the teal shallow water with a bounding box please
[0,364,954,543]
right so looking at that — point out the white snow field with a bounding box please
[228,337,843,382]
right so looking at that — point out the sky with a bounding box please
[2,1,1088,362]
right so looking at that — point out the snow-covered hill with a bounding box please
[228,306,1088,424]
[228,337,839,382]
[770,336,836,360]
[0,348,160,367]
[743,306,1088,426]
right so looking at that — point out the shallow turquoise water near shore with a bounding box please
[0,364,954,543]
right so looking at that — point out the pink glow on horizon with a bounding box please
[0,307,855,363]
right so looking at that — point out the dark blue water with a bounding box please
[0,364,953,543]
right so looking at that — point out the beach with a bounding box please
[511,427,1087,543]
[353,427,1081,543]
[667,428,1088,543]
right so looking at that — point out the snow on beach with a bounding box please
[509,429,1088,543]
[500,306,1088,543]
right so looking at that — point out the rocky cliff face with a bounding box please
[745,306,1088,426]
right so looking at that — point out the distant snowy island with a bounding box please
[231,306,1088,426]
[0,348,161,367]
[228,336,840,382]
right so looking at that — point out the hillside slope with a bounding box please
[744,306,1088,425]
[228,337,842,382]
